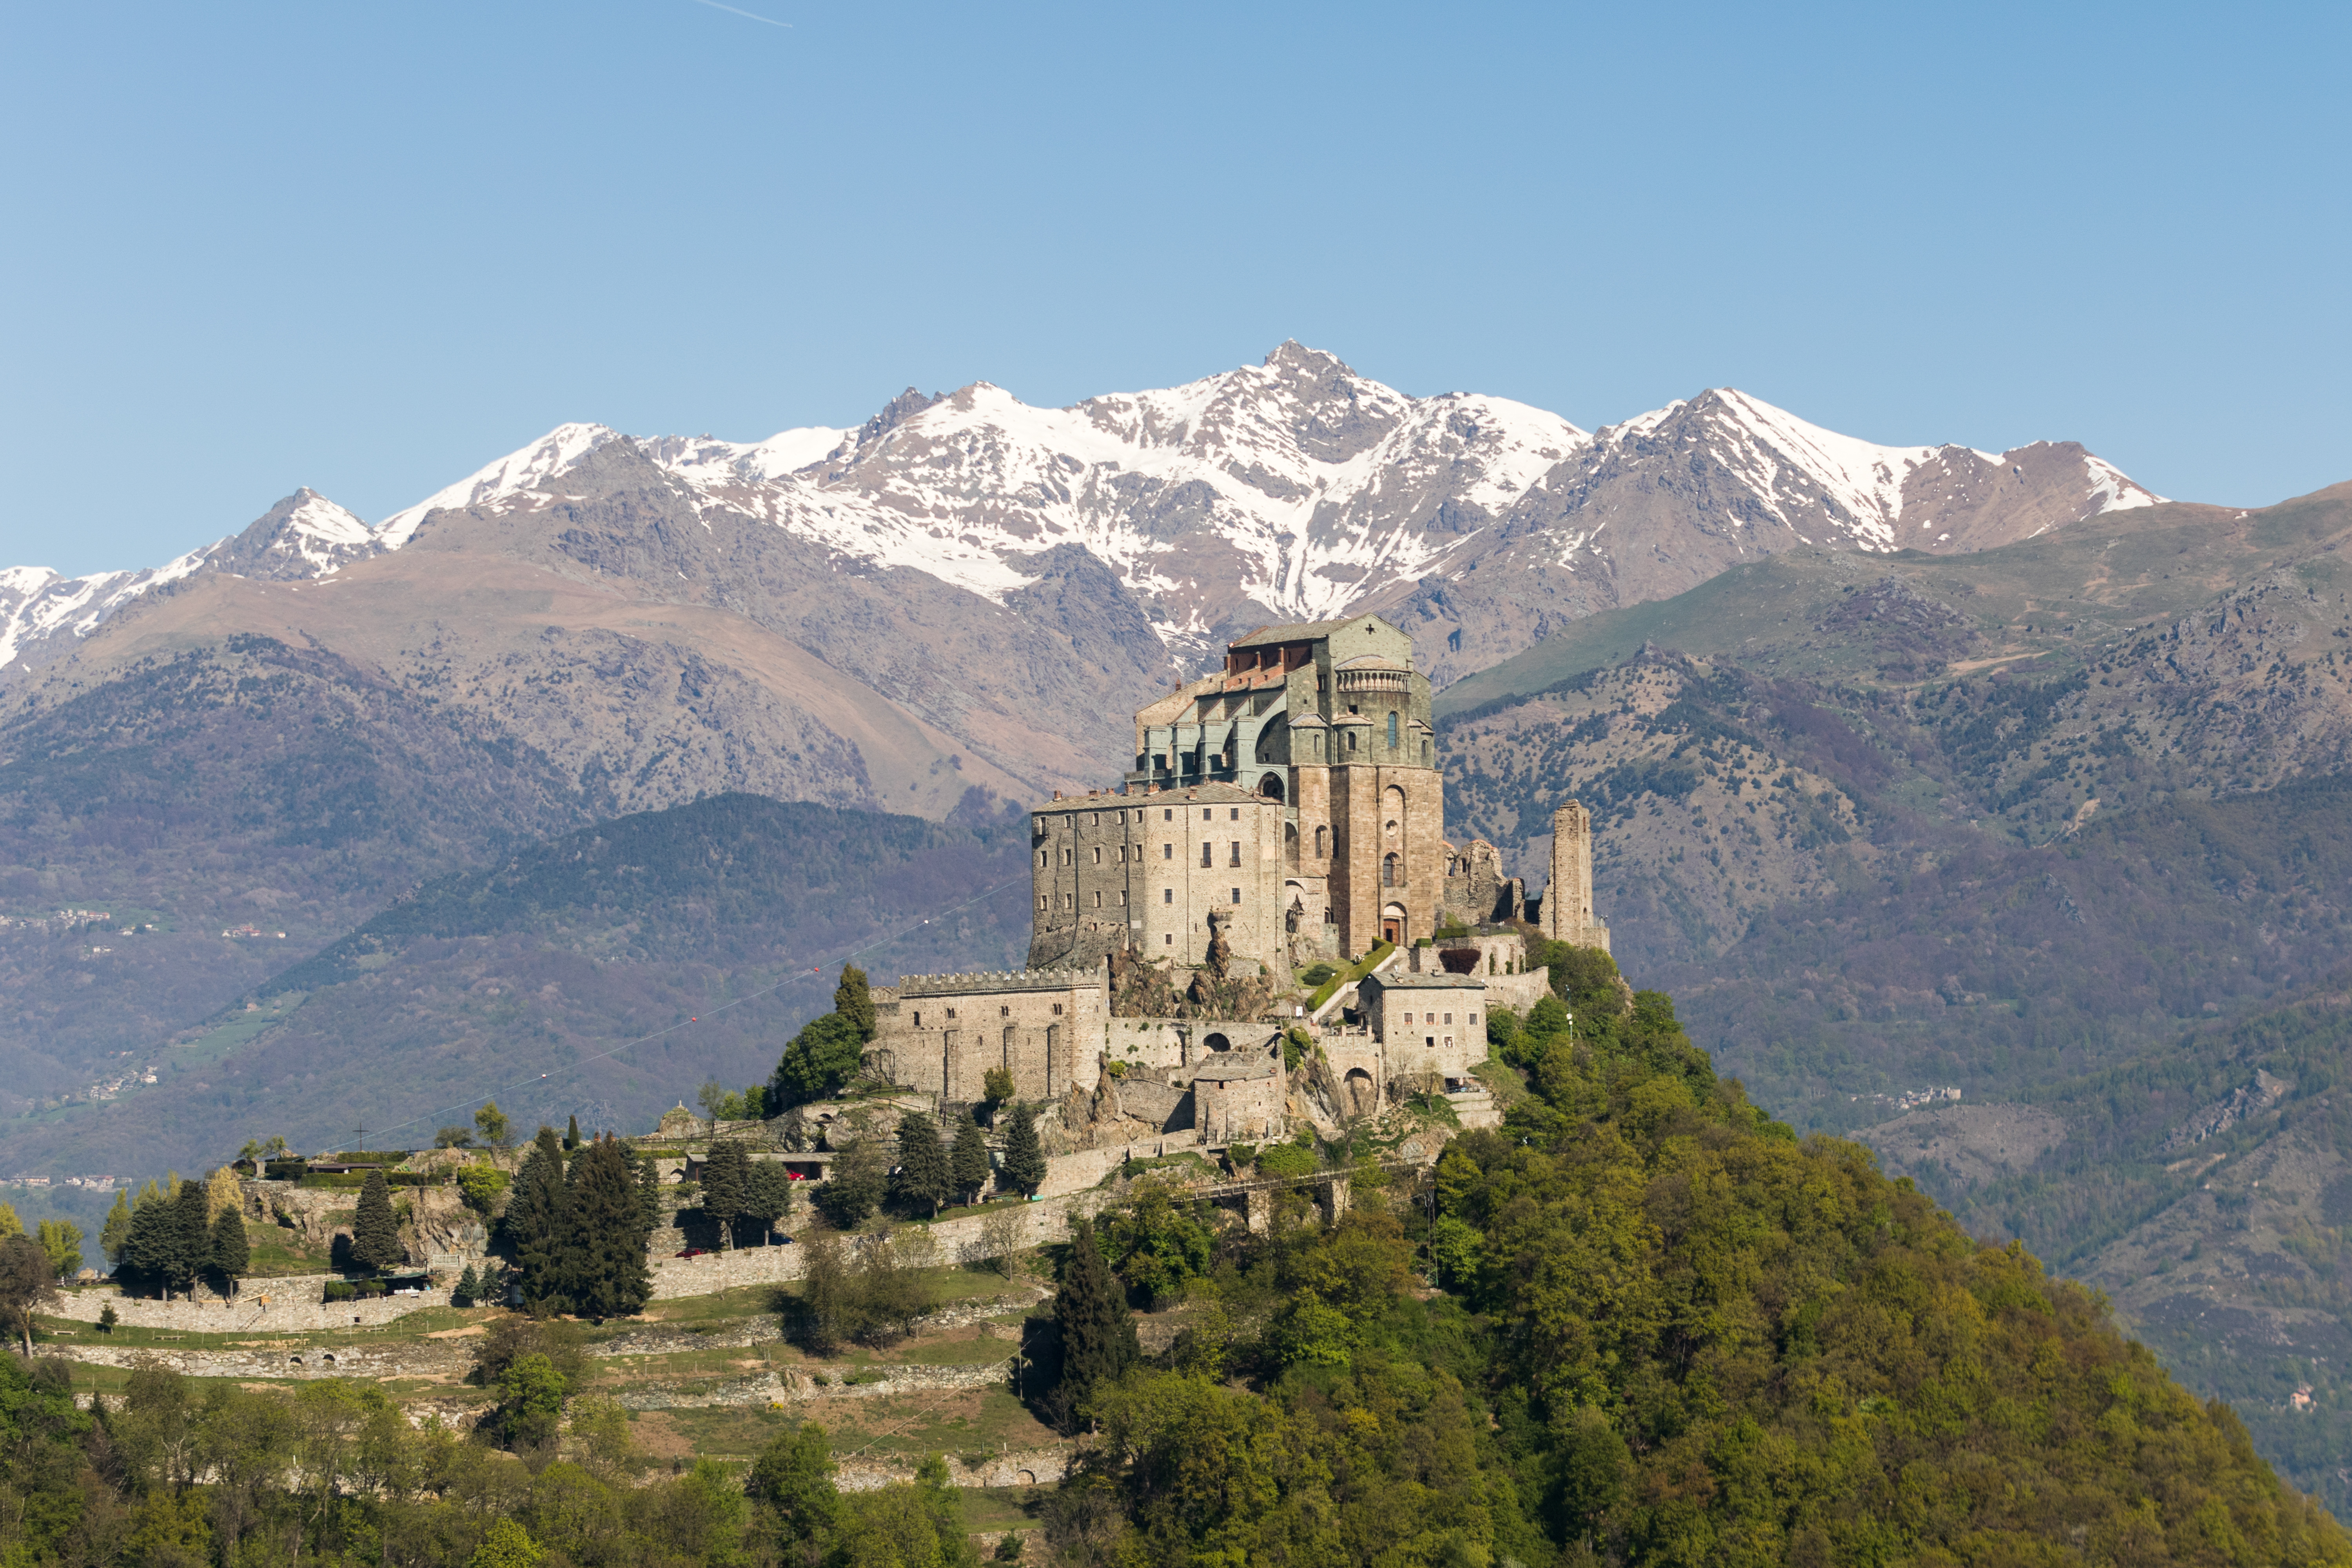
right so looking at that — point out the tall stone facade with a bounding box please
[1539,801,1612,952]
[1030,613,1445,969]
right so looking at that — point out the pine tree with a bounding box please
[350,1168,404,1275]
[99,1189,133,1269]
[1001,1101,1047,1197]
[556,1138,652,1320]
[454,1263,480,1307]
[169,1175,212,1298]
[209,1205,249,1295]
[119,1184,172,1294]
[1052,1217,1136,1431]
[701,1140,750,1250]
[564,1114,581,1152]
[506,1127,569,1308]
[835,963,877,1042]
[951,1109,991,1204]
[892,1111,953,1218]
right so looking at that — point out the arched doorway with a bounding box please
[1203,1032,1232,1052]
[1381,902,1406,947]
[1344,1067,1377,1118]
[1257,771,1285,803]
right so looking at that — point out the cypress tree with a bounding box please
[1001,1101,1047,1197]
[564,1114,581,1152]
[119,1183,171,1294]
[350,1168,404,1275]
[893,1111,953,1218]
[701,1140,749,1249]
[835,963,877,1042]
[209,1205,250,1296]
[506,1127,570,1308]
[169,1176,212,1298]
[455,1263,480,1307]
[950,1109,991,1204]
[1052,1217,1136,1431]
[556,1138,652,1320]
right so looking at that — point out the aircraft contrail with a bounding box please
[688,0,790,25]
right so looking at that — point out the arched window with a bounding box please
[1383,852,1399,887]
[1315,824,1327,858]
[1387,711,1399,750]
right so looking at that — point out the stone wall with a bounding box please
[45,1279,454,1334]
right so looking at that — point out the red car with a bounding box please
[674,1247,708,1259]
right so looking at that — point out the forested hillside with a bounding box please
[5,963,2343,1566]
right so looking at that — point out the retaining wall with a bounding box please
[46,1281,454,1334]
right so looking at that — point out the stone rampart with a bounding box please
[838,1445,1074,1493]
[46,1281,452,1334]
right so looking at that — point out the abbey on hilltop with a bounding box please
[845,615,1608,1150]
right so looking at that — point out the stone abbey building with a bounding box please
[857,615,1607,1143]
[1029,613,1447,971]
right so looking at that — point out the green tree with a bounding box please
[556,1137,651,1320]
[743,1160,795,1245]
[1051,1218,1136,1432]
[506,1127,570,1308]
[36,1219,83,1281]
[119,1181,174,1294]
[475,1100,513,1153]
[434,1124,476,1148]
[950,1108,991,1203]
[207,1208,249,1294]
[1000,1100,1047,1197]
[0,1234,60,1356]
[981,1065,1016,1114]
[454,1263,481,1307]
[772,1011,867,1107]
[699,1140,750,1250]
[0,1203,17,1238]
[166,1174,212,1298]
[492,1352,568,1452]
[99,1187,133,1266]
[813,1139,885,1229]
[350,1168,404,1274]
[835,962,877,1041]
[470,1517,544,1568]
[1103,1182,1212,1308]
[892,1110,954,1218]
[563,1114,580,1152]
[747,1421,840,1559]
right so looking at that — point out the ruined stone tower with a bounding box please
[1540,801,1610,952]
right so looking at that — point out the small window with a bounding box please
[1315,825,1327,857]
[1388,711,1399,749]
[1443,1012,1452,1025]
[1118,890,1127,906]
[1469,1013,1478,1025]
[1230,887,1241,904]
[1323,907,1332,924]
[1052,1003,1063,1016]
[1000,1005,1011,1017]
[1036,851,1045,868]
[1202,808,1212,820]
[946,1007,957,1020]
[1163,888,1173,904]
[1162,843,1172,859]
[1092,890,1102,907]
[1164,933,1174,946]
[1036,896,1046,911]
[1229,807,1240,821]
[1229,840,1241,866]
[1093,847,1102,864]
[913,1011,922,1027]
[1163,808,1173,821]
[1200,842,1212,867]
[1347,730,1358,752]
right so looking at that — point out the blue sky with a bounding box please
[2,1,2345,576]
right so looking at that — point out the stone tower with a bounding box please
[1540,800,1610,952]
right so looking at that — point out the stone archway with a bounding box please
[1258,771,1286,803]
[1203,1032,1232,1052]
[1343,1067,1377,1118]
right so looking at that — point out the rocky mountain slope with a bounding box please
[1,343,2158,695]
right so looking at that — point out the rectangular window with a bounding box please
[1092,891,1102,907]
[1092,847,1102,864]
[1036,851,1046,867]
[1469,1013,1478,1025]
[1036,896,1046,911]
[1229,841,1241,866]
[1118,891,1127,906]
[1202,808,1212,820]
[946,1007,956,1020]
[1163,888,1173,904]
[1230,887,1241,903]
[1164,933,1173,945]
[1052,1003,1063,1016]
[1230,808,1240,821]
[913,1011,922,1027]
[1200,842,1212,867]
[1163,808,1172,821]
[1443,1013,1452,1025]
[1162,843,1172,859]
[1000,1005,1010,1017]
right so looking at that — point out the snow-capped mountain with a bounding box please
[0,343,2167,686]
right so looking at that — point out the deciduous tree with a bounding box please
[0,1234,60,1356]
[743,1160,795,1245]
